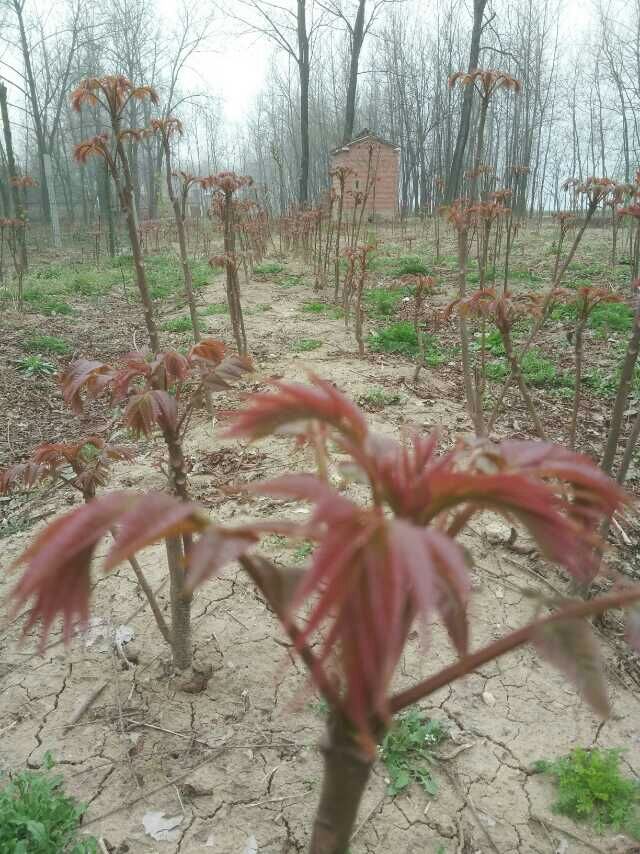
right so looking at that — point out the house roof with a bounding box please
[331,128,400,155]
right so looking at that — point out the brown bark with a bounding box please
[309,714,375,854]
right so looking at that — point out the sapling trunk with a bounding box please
[166,535,192,671]
[162,424,194,670]
[488,201,600,431]
[222,189,248,356]
[161,132,202,342]
[601,305,640,475]
[114,135,160,353]
[456,230,485,436]
[501,328,546,439]
[309,714,376,854]
[334,181,345,302]
[569,320,585,449]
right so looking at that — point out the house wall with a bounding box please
[330,140,400,220]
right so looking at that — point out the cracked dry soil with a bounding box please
[2,263,640,854]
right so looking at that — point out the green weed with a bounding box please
[380,710,448,797]
[589,302,633,335]
[17,355,57,377]
[368,321,419,356]
[301,301,344,319]
[292,338,322,352]
[278,273,304,288]
[254,261,285,278]
[534,748,640,838]
[293,541,314,563]
[365,287,412,317]
[23,290,74,316]
[162,315,193,333]
[23,335,71,355]
[485,359,509,381]
[202,302,228,315]
[0,754,98,853]
[359,387,402,409]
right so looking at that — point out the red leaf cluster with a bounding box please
[11,493,206,646]
[59,340,251,436]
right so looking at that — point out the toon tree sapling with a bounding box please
[7,376,640,852]
[55,339,251,673]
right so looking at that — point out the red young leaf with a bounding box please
[226,373,367,441]
[152,350,191,387]
[123,390,178,436]
[60,360,114,412]
[188,338,226,366]
[0,461,48,493]
[532,617,609,717]
[11,492,137,646]
[104,494,207,570]
[203,355,253,390]
[186,527,259,590]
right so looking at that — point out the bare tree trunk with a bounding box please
[445,0,488,202]
[298,0,310,205]
[0,83,27,271]
[342,0,366,144]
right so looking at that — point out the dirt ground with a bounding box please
[2,222,640,853]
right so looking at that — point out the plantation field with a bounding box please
[2,220,640,853]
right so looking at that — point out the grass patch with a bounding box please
[590,302,633,335]
[202,302,228,315]
[0,753,98,852]
[369,254,430,278]
[301,301,344,319]
[23,335,71,355]
[368,321,418,356]
[359,387,402,409]
[365,287,412,318]
[278,273,304,288]
[380,710,448,797]
[293,541,314,563]
[534,748,640,838]
[254,261,285,278]
[292,338,322,352]
[485,359,509,381]
[162,315,193,333]
[22,290,74,316]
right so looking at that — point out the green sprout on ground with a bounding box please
[293,541,314,563]
[23,335,71,355]
[17,355,57,377]
[380,709,448,797]
[359,387,402,409]
[254,261,285,278]
[534,748,640,838]
[22,290,74,316]
[365,287,412,318]
[301,301,344,319]
[161,315,193,333]
[0,754,98,853]
[201,302,229,315]
[292,338,322,352]
[368,322,445,365]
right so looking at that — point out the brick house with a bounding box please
[330,129,400,220]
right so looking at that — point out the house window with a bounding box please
[355,180,359,190]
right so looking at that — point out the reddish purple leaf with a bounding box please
[11,492,137,646]
[226,373,367,441]
[104,493,207,570]
[123,390,178,437]
[186,527,259,590]
[532,617,609,717]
